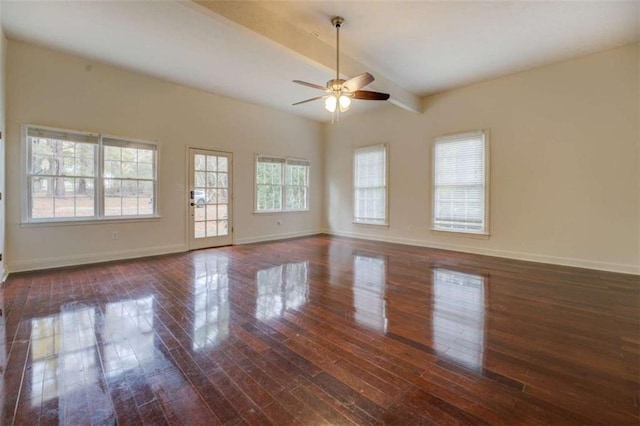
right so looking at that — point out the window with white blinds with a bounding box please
[432,131,488,234]
[25,124,158,223]
[255,155,310,212]
[353,145,388,225]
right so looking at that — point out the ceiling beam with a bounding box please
[188,0,422,114]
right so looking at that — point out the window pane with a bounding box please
[28,132,97,220]
[138,149,153,164]
[104,179,122,216]
[217,173,228,189]
[206,156,217,172]
[194,222,205,238]
[256,157,308,212]
[285,187,307,210]
[354,146,387,224]
[218,157,228,172]
[103,141,156,218]
[433,132,487,233]
[206,221,217,237]
[138,162,153,179]
[104,146,121,161]
[218,204,228,220]
[218,189,228,204]
[218,220,228,236]
[31,196,54,219]
[195,154,206,171]
[257,185,281,211]
[206,172,217,188]
[355,148,385,188]
[138,181,154,215]
[206,204,217,220]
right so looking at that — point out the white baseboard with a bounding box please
[7,230,636,276]
[235,229,323,245]
[7,244,188,274]
[0,268,7,283]
[325,229,640,275]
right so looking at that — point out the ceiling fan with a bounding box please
[292,16,390,115]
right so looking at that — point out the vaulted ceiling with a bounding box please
[3,1,638,122]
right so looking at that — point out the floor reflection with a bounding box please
[353,255,388,332]
[192,257,230,350]
[29,296,158,422]
[255,262,309,320]
[29,302,116,424]
[103,296,154,376]
[30,304,97,406]
[432,269,486,370]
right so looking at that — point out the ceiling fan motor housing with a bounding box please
[327,78,346,91]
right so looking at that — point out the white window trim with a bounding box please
[353,144,389,226]
[22,124,160,225]
[253,154,311,214]
[431,130,490,236]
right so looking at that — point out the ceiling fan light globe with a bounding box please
[325,95,337,112]
[338,94,351,111]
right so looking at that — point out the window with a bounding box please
[25,125,157,222]
[255,155,309,212]
[432,130,488,234]
[103,138,156,217]
[353,144,388,225]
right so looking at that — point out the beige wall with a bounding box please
[0,2,5,280]
[325,44,639,274]
[4,40,639,274]
[6,40,323,272]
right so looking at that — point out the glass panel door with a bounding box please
[188,148,232,249]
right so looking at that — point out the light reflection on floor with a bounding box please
[29,296,160,423]
[432,268,486,371]
[255,262,309,320]
[353,255,388,333]
[103,296,154,377]
[192,256,230,350]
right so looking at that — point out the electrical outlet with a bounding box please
[111,231,119,240]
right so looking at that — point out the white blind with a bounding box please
[433,131,487,233]
[257,155,285,165]
[286,158,310,167]
[354,145,387,225]
[28,126,98,144]
[103,136,157,151]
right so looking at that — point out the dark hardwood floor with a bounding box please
[1,235,638,425]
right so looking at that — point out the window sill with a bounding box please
[431,228,490,240]
[253,209,310,215]
[20,216,162,228]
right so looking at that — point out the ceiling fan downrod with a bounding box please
[331,16,344,81]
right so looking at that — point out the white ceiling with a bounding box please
[3,1,639,123]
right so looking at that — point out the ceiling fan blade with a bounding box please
[343,72,375,92]
[293,80,327,91]
[353,90,390,101]
[292,96,326,106]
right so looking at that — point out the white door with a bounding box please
[188,148,233,250]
